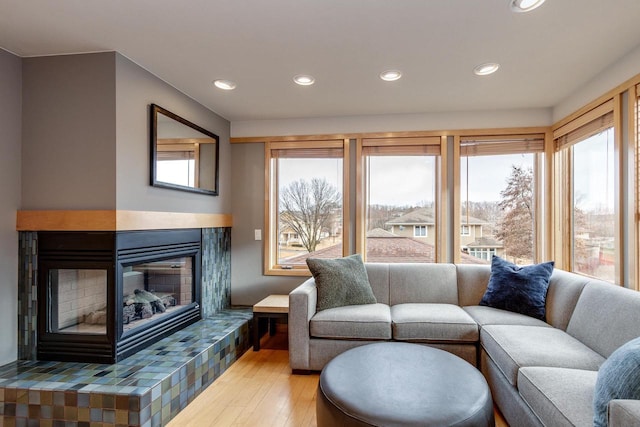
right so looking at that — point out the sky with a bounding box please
[461,153,533,203]
[278,155,531,207]
[278,158,343,190]
[275,129,614,212]
[367,156,435,206]
[572,129,614,212]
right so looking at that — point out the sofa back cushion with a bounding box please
[567,280,640,358]
[365,263,391,305]
[458,265,588,330]
[545,269,589,330]
[456,264,491,306]
[389,263,458,305]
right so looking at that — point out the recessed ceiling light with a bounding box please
[213,79,237,90]
[510,0,546,13]
[380,70,402,82]
[473,63,500,76]
[293,75,315,86]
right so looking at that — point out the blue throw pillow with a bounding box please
[479,255,554,321]
[593,337,640,427]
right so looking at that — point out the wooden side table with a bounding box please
[252,294,289,351]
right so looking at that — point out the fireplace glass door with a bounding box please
[122,256,194,333]
[48,269,108,335]
[37,229,202,363]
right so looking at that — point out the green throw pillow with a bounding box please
[306,254,377,311]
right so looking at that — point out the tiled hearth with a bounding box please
[0,309,252,427]
[4,226,249,426]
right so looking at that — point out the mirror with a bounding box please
[150,104,219,195]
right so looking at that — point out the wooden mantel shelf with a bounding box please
[16,210,233,231]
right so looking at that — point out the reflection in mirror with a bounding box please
[150,104,219,195]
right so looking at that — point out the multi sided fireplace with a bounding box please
[37,229,202,363]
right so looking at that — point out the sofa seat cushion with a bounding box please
[518,367,597,427]
[481,325,604,386]
[310,303,391,340]
[391,303,478,342]
[464,305,551,328]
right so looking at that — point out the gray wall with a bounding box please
[554,43,640,122]
[230,143,305,305]
[22,53,117,209]
[115,53,230,213]
[20,52,231,214]
[0,49,22,364]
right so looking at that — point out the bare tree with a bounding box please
[462,201,502,236]
[367,204,407,231]
[572,196,597,274]
[279,178,341,253]
[496,166,534,262]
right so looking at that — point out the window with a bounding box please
[636,84,640,289]
[468,247,497,261]
[554,101,617,283]
[156,143,197,187]
[457,134,544,265]
[357,136,444,263]
[265,140,348,275]
[414,225,427,237]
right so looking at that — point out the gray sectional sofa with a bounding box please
[288,262,640,427]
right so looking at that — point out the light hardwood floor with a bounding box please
[167,326,508,427]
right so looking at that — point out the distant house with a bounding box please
[385,208,486,244]
[385,207,437,243]
[278,225,302,246]
[278,210,341,247]
[463,236,504,262]
[385,207,504,262]
[281,228,488,265]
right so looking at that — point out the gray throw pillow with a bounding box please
[593,336,640,427]
[306,254,377,311]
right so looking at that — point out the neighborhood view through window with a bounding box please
[460,153,536,265]
[571,128,615,282]
[364,155,437,263]
[267,123,620,280]
[276,156,343,266]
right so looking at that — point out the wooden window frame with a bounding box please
[552,99,622,284]
[355,135,447,262]
[633,84,640,290]
[264,139,350,276]
[453,130,550,264]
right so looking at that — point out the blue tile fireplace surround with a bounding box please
[2,228,252,427]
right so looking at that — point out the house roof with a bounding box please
[386,208,487,226]
[466,236,504,249]
[282,233,488,265]
[366,228,398,238]
[1,1,639,122]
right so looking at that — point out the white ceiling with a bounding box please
[1,0,640,122]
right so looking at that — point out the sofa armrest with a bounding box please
[609,399,640,426]
[288,278,317,372]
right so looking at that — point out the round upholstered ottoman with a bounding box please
[317,342,494,427]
